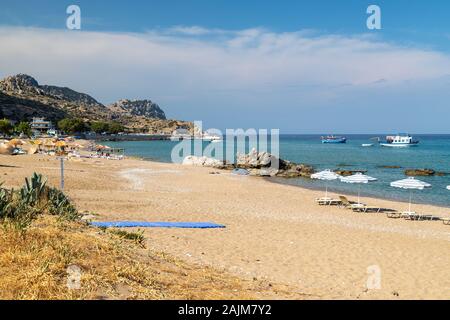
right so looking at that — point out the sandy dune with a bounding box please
[1,154,449,299]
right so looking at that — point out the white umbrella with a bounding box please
[311,170,341,198]
[340,173,377,204]
[390,177,431,212]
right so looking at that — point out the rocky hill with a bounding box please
[0,74,192,133]
[108,99,166,120]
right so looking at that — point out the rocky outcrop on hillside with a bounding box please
[108,99,166,120]
[0,74,192,133]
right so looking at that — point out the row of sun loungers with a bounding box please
[315,196,449,225]
[316,196,382,213]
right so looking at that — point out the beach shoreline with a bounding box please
[1,153,450,299]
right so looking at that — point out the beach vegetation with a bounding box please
[0,118,13,136]
[0,213,273,299]
[14,121,32,137]
[90,121,125,134]
[106,228,146,247]
[57,118,89,134]
[0,173,81,230]
[107,121,125,134]
[90,121,109,133]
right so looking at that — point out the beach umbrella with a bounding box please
[340,173,377,204]
[55,141,66,148]
[311,170,342,198]
[8,139,23,147]
[390,177,431,213]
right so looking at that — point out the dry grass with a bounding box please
[0,215,295,300]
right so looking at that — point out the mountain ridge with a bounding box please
[0,74,191,133]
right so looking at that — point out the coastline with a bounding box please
[100,135,450,208]
[1,154,450,299]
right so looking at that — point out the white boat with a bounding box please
[379,134,419,148]
[362,143,374,147]
[170,129,192,141]
[202,133,222,142]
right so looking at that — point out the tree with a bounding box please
[57,118,89,134]
[0,119,13,136]
[90,121,109,134]
[15,121,32,137]
[107,122,125,134]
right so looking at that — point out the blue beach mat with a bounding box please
[91,221,226,229]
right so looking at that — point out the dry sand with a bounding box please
[1,154,449,299]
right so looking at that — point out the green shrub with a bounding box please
[47,187,80,220]
[1,173,80,229]
[19,173,47,207]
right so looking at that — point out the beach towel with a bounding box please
[91,221,226,229]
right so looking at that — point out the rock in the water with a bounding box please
[334,169,367,176]
[404,168,447,176]
[404,169,435,176]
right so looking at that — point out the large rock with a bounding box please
[404,168,447,176]
[334,169,367,176]
[236,148,278,169]
[236,149,314,178]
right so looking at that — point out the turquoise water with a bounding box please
[103,135,450,208]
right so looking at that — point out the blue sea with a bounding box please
[103,135,450,208]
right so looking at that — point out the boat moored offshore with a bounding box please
[321,135,347,144]
[379,134,419,148]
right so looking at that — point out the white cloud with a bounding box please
[0,26,450,131]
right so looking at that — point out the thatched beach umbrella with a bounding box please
[340,173,377,204]
[44,139,56,146]
[55,141,66,148]
[311,170,341,198]
[8,139,23,147]
[390,177,431,213]
[0,143,14,155]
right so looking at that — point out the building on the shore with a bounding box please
[30,117,55,136]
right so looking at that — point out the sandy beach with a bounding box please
[1,154,449,299]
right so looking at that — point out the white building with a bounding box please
[30,117,54,136]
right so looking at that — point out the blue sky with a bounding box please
[1,0,450,133]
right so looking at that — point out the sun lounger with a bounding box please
[315,197,342,206]
[387,211,402,218]
[353,205,382,213]
[338,196,383,213]
[400,212,434,221]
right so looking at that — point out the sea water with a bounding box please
[104,134,450,208]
